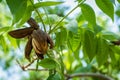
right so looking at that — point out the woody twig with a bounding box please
[16,57,38,71]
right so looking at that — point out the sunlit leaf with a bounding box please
[55,28,67,47]
[95,0,114,21]
[83,29,97,61]
[77,0,83,3]
[39,58,58,69]
[0,27,10,35]
[76,14,85,23]
[67,28,82,60]
[7,34,18,48]
[102,32,119,41]
[0,35,8,53]
[35,1,63,8]
[18,0,33,26]
[80,3,96,25]
[6,0,27,23]
[111,46,120,55]
[96,36,109,66]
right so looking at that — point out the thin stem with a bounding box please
[59,47,65,74]
[30,0,46,32]
[16,59,25,70]
[24,57,38,68]
[16,58,38,71]
[16,58,48,72]
[36,59,39,71]
[43,7,52,31]
[65,73,113,80]
[38,0,52,31]
[49,0,86,34]
[27,68,48,71]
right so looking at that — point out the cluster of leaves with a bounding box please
[0,0,120,80]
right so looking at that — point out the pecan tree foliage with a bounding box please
[8,18,54,61]
[1,0,120,80]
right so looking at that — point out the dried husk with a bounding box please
[8,17,54,60]
[25,36,33,61]
[31,29,48,54]
[8,27,34,38]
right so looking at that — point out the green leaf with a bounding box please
[55,28,67,47]
[6,0,27,23]
[94,25,103,34]
[96,37,109,66]
[39,58,57,69]
[18,6,32,26]
[109,46,116,62]
[0,35,8,53]
[35,1,63,8]
[102,32,119,41]
[0,27,10,35]
[67,28,82,60]
[0,0,2,2]
[117,0,120,3]
[65,20,78,33]
[74,65,92,73]
[95,0,114,21]
[47,73,61,80]
[80,3,96,25]
[77,0,83,3]
[116,9,120,17]
[17,0,33,26]
[7,34,18,48]
[83,30,97,61]
[111,46,120,55]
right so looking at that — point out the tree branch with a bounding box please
[16,57,38,71]
[16,58,49,71]
[27,68,48,71]
[65,73,113,80]
[16,59,113,80]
